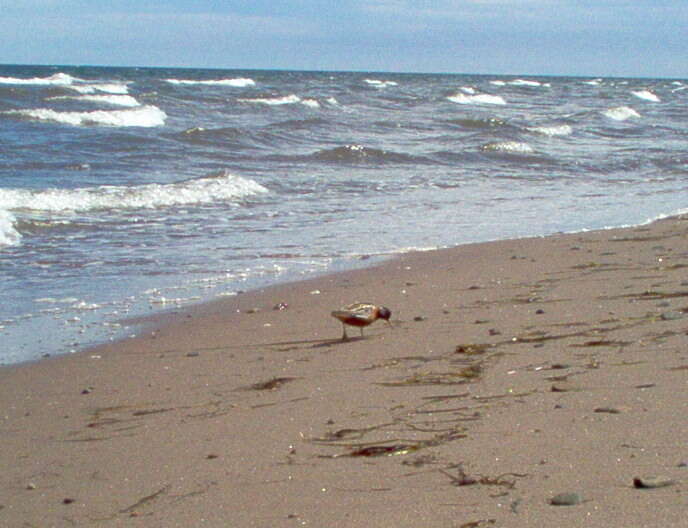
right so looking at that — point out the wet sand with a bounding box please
[2,216,688,527]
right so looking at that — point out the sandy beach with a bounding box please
[2,215,688,527]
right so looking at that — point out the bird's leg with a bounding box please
[360,328,364,337]
[341,324,348,341]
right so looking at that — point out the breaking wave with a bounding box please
[603,106,641,121]
[631,90,660,102]
[527,124,573,137]
[364,79,398,88]
[447,92,506,105]
[3,105,166,127]
[47,94,141,107]
[0,171,268,213]
[0,72,81,86]
[166,77,256,87]
[481,141,535,154]
[0,72,129,95]
[68,83,129,95]
[491,79,550,88]
[0,209,21,247]
[238,94,320,107]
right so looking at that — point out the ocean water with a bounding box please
[1,65,687,365]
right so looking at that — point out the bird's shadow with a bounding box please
[258,336,368,349]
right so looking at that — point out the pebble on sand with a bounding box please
[549,492,582,506]
[633,476,676,489]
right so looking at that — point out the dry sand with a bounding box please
[2,216,688,527]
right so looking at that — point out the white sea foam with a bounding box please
[0,209,21,247]
[48,94,141,107]
[0,72,81,86]
[447,92,506,105]
[166,77,256,87]
[460,86,477,94]
[35,297,80,304]
[509,79,549,87]
[482,141,534,153]
[631,90,660,102]
[364,79,398,88]
[301,98,320,108]
[528,124,573,137]
[0,171,268,213]
[490,79,549,88]
[239,94,318,107]
[3,105,166,127]
[68,83,130,95]
[603,106,641,121]
[0,73,130,95]
[583,78,603,86]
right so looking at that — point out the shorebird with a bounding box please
[331,302,392,340]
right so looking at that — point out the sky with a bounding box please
[1,1,686,78]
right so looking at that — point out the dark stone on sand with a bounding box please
[633,476,676,489]
[413,316,427,322]
[535,309,545,314]
[549,492,582,506]
[594,406,621,414]
[661,311,684,321]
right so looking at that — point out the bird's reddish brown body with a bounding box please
[331,303,392,340]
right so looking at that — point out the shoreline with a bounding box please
[4,212,674,370]
[2,215,688,526]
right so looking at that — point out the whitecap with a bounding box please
[48,94,141,107]
[35,297,79,304]
[460,86,476,94]
[364,79,398,88]
[482,141,534,153]
[0,170,268,213]
[72,301,100,311]
[166,77,256,87]
[489,80,507,86]
[239,94,311,106]
[3,105,166,127]
[527,124,573,137]
[0,209,21,247]
[301,98,320,108]
[447,92,506,105]
[602,106,641,121]
[509,79,549,87]
[631,90,660,102]
[68,83,130,95]
[583,78,603,86]
[0,72,81,86]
